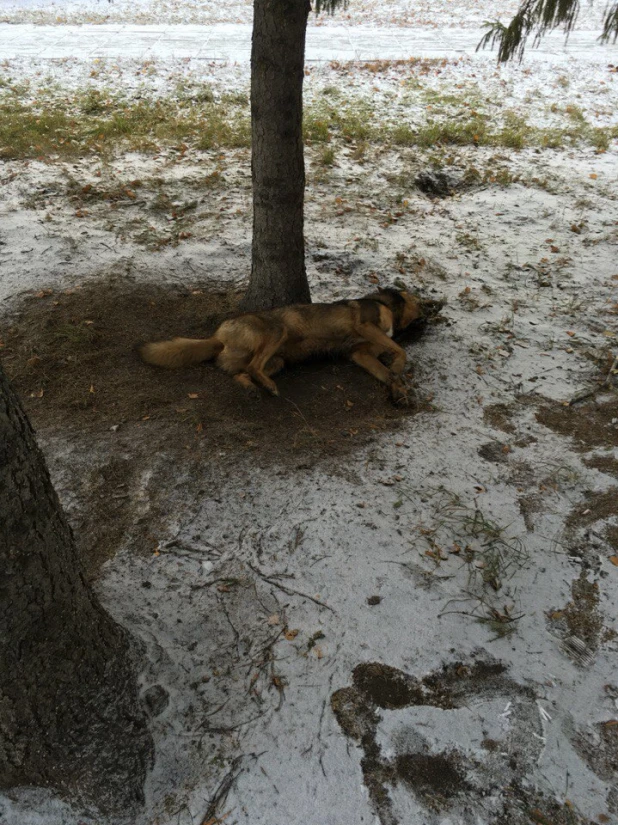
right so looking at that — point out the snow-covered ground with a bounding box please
[1,5,618,825]
[0,0,611,28]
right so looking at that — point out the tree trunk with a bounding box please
[241,0,312,311]
[0,362,152,814]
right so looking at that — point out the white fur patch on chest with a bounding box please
[386,325,394,338]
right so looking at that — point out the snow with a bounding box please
[1,3,618,825]
[0,0,610,29]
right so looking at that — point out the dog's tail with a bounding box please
[139,336,224,369]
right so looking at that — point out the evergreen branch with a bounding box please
[600,1,618,42]
[314,0,348,15]
[477,0,588,62]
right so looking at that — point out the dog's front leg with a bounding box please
[356,323,407,374]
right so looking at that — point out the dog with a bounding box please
[139,287,424,403]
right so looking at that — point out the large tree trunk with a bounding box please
[241,0,312,311]
[0,363,152,814]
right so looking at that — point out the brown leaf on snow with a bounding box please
[267,614,280,626]
[285,629,299,640]
[609,556,618,566]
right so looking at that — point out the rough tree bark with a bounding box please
[241,0,312,311]
[0,362,152,813]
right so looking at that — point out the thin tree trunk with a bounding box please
[241,0,312,311]
[0,362,152,813]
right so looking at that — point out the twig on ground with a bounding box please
[200,757,243,825]
[246,562,335,613]
[602,354,618,388]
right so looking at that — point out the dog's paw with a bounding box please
[390,378,416,407]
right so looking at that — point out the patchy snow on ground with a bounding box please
[0,0,611,28]
[1,12,618,825]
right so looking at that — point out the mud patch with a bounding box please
[0,277,439,470]
[483,403,516,434]
[478,441,510,463]
[585,455,618,480]
[547,570,614,666]
[570,719,618,785]
[537,397,618,452]
[352,662,424,709]
[394,751,470,806]
[566,489,618,532]
[330,656,566,824]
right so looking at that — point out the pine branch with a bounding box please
[314,0,348,15]
[600,1,618,42]
[476,0,618,61]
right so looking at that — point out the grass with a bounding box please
[395,485,529,635]
[0,89,250,159]
[1,83,617,160]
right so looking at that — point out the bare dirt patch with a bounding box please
[0,277,437,465]
[330,656,595,824]
[585,455,618,480]
[536,397,618,452]
[0,277,440,578]
[546,570,614,666]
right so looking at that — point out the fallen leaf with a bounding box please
[550,245,560,253]
[566,330,576,337]
[610,556,618,566]
[267,614,280,626]
[188,393,199,399]
[89,384,95,394]
[285,629,299,640]
[589,173,598,179]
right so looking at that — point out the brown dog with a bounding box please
[140,287,423,402]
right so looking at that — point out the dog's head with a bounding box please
[374,287,423,331]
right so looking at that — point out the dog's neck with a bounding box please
[369,292,404,330]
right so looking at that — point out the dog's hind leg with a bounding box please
[246,332,287,395]
[234,372,258,392]
[264,356,285,377]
